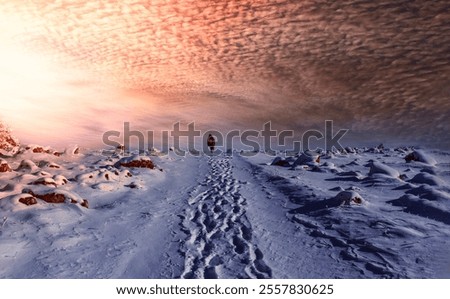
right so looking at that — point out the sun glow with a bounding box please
[0,42,90,144]
[0,11,158,147]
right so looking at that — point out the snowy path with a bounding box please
[1,148,449,278]
[179,157,272,278]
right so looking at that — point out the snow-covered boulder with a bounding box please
[404,150,437,166]
[0,159,11,172]
[270,157,290,167]
[293,151,320,167]
[367,161,400,178]
[31,177,58,187]
[115,155,155,169]
[17,159,39,171]
[53,175,68,186]
[0,122,19,157]
[149,147,165,157]
[331,191,365,206]
[345,147,356,154]
[321,151,335,159]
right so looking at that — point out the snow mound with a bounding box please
[0,159,11,172]
[389,194,450,225]
[38,160,62,169]
[409,173,446,187]
[115,155,156,169]
[321,162,342,173]
[75,169,133,185]
[37,171,52,177]
[17,159,39,171]
[0,122,20,157]
[404,150,437,165]
[347,160,360,166]
[0,183,20,192]
[406,185,450,202]
[367,161,400,178]
[92,182,118,191]
[420,168,437,175]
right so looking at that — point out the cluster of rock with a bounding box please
[0,122,20,157]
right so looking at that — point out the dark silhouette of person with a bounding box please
[207,134,216,153]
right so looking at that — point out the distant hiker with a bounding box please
[207,134,216,153]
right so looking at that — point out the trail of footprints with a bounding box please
[179,157,272,279]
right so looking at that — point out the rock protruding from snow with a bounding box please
[0,122,20,157]
[23,188,65,203]
[0,159,11,172]
[115,155,155,169]
[367,161,400,178]
[81,199,89,208]
[22,188,88,208]
[24,145,65,157]
[18,195,38,206]
[404,150,437,166]
[70,146,80,155]
[25,145,52,154]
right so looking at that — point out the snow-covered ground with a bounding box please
[1,145,449,278]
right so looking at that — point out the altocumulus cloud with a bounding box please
[0,0,449,148]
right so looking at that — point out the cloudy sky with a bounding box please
[0,0,449,148]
